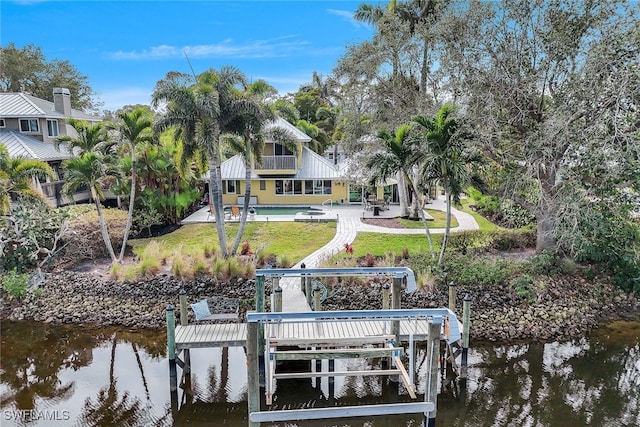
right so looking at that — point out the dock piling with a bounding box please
[274,284,282,312]
[166,305,178,413]
[247,312,260,427]
[448,281,456,312]
[313,283,322,311]
[461,294,471,379]
[425,320,440,427]
[179,289,188,326]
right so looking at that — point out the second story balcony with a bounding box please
[256,155,297,174]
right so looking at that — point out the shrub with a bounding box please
[510,274,534,299]
[220,257,243,280]
[1,271,30,299]
[62,208,127,263]
[0,196,70,272]
[138,241,163,276]
[439,254,518,286]
[384,251,396,266]
[171,244,193,279]
[364,252,376,267]
[276,254,292,268]
[526,251,566,276]
[193,254,208,276]
[240,241,252,256]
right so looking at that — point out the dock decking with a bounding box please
[175,318,457,350]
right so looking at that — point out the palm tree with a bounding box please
[224,80,298,255]
[396,0,447,94]
[367,123,436,258]
[0,144,55,215]
[111,107,154,261]
[55,118,116,155]
[62,152,118,262]
[153,67,260,257]
[413,104,484,265]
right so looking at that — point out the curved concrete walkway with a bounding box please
[279,198,479,310]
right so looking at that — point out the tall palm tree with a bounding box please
[396,0,448,94]
[62,152,118,262]
[414,104,484,265]
[56,119,119,262]
[153,67,259,257]
[0,144,55,215]
[224,80,298,255]
[367,123,436,258]
[111,107,154,261]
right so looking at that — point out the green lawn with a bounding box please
[350,232,443,257]
[458,198,499,231]
[398,209,457,229]
[129,222,336,261]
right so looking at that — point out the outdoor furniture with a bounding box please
[231,205,241,219]
[190,298,240,333]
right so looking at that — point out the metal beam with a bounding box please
[249,401,435,422]
[256,267,417,293]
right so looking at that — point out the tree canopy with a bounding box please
[0,43,100,111]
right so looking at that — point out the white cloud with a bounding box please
[107,36,310,61]
[326,8,365,28]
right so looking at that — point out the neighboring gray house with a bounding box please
[0,88,102,207]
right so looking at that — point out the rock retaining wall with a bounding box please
[1,271,637,342]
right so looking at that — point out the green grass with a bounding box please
[350,232,443,257]
[129,222,336,261]
[398,209,457,229]
[458,198,499,231]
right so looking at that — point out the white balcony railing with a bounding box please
[257,155,296,170]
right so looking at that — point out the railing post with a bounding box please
[448,281,456,313]
[382,283,390,310]
[179,289,188,326]
[313,284,322,311]
[247,312,260,427]
[255,274,265,357]
[461,294,471,379]
[274,283,282,312]
[425,320,441,427]
[391,275,402,344]
[166,305,178,414]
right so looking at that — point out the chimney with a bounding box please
[53,87,72,115]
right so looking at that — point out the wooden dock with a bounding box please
[175,323,247,349]
[167,267,472,427]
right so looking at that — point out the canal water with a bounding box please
[1,320,638,426]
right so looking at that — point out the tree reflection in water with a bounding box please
[0,320,638,426]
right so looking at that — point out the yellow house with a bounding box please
[220,118,350,206]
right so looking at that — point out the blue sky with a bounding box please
[1,0,375,111]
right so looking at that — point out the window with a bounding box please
[305,180,332,195]
[275,179,302,195]
[259,180,266,191]
[223,180,240,194]
[20,119,39,133]
[0,119,5,128]
[274,144,293,156]
[47,119,59,137]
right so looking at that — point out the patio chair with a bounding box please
[230,205,241,219]
[190,298,240,333]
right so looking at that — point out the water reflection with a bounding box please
[0,321,638,426]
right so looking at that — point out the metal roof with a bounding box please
[0,92,101,121]
[0,129,74,161]
[220,146,344,180]
[264,117,312,143]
